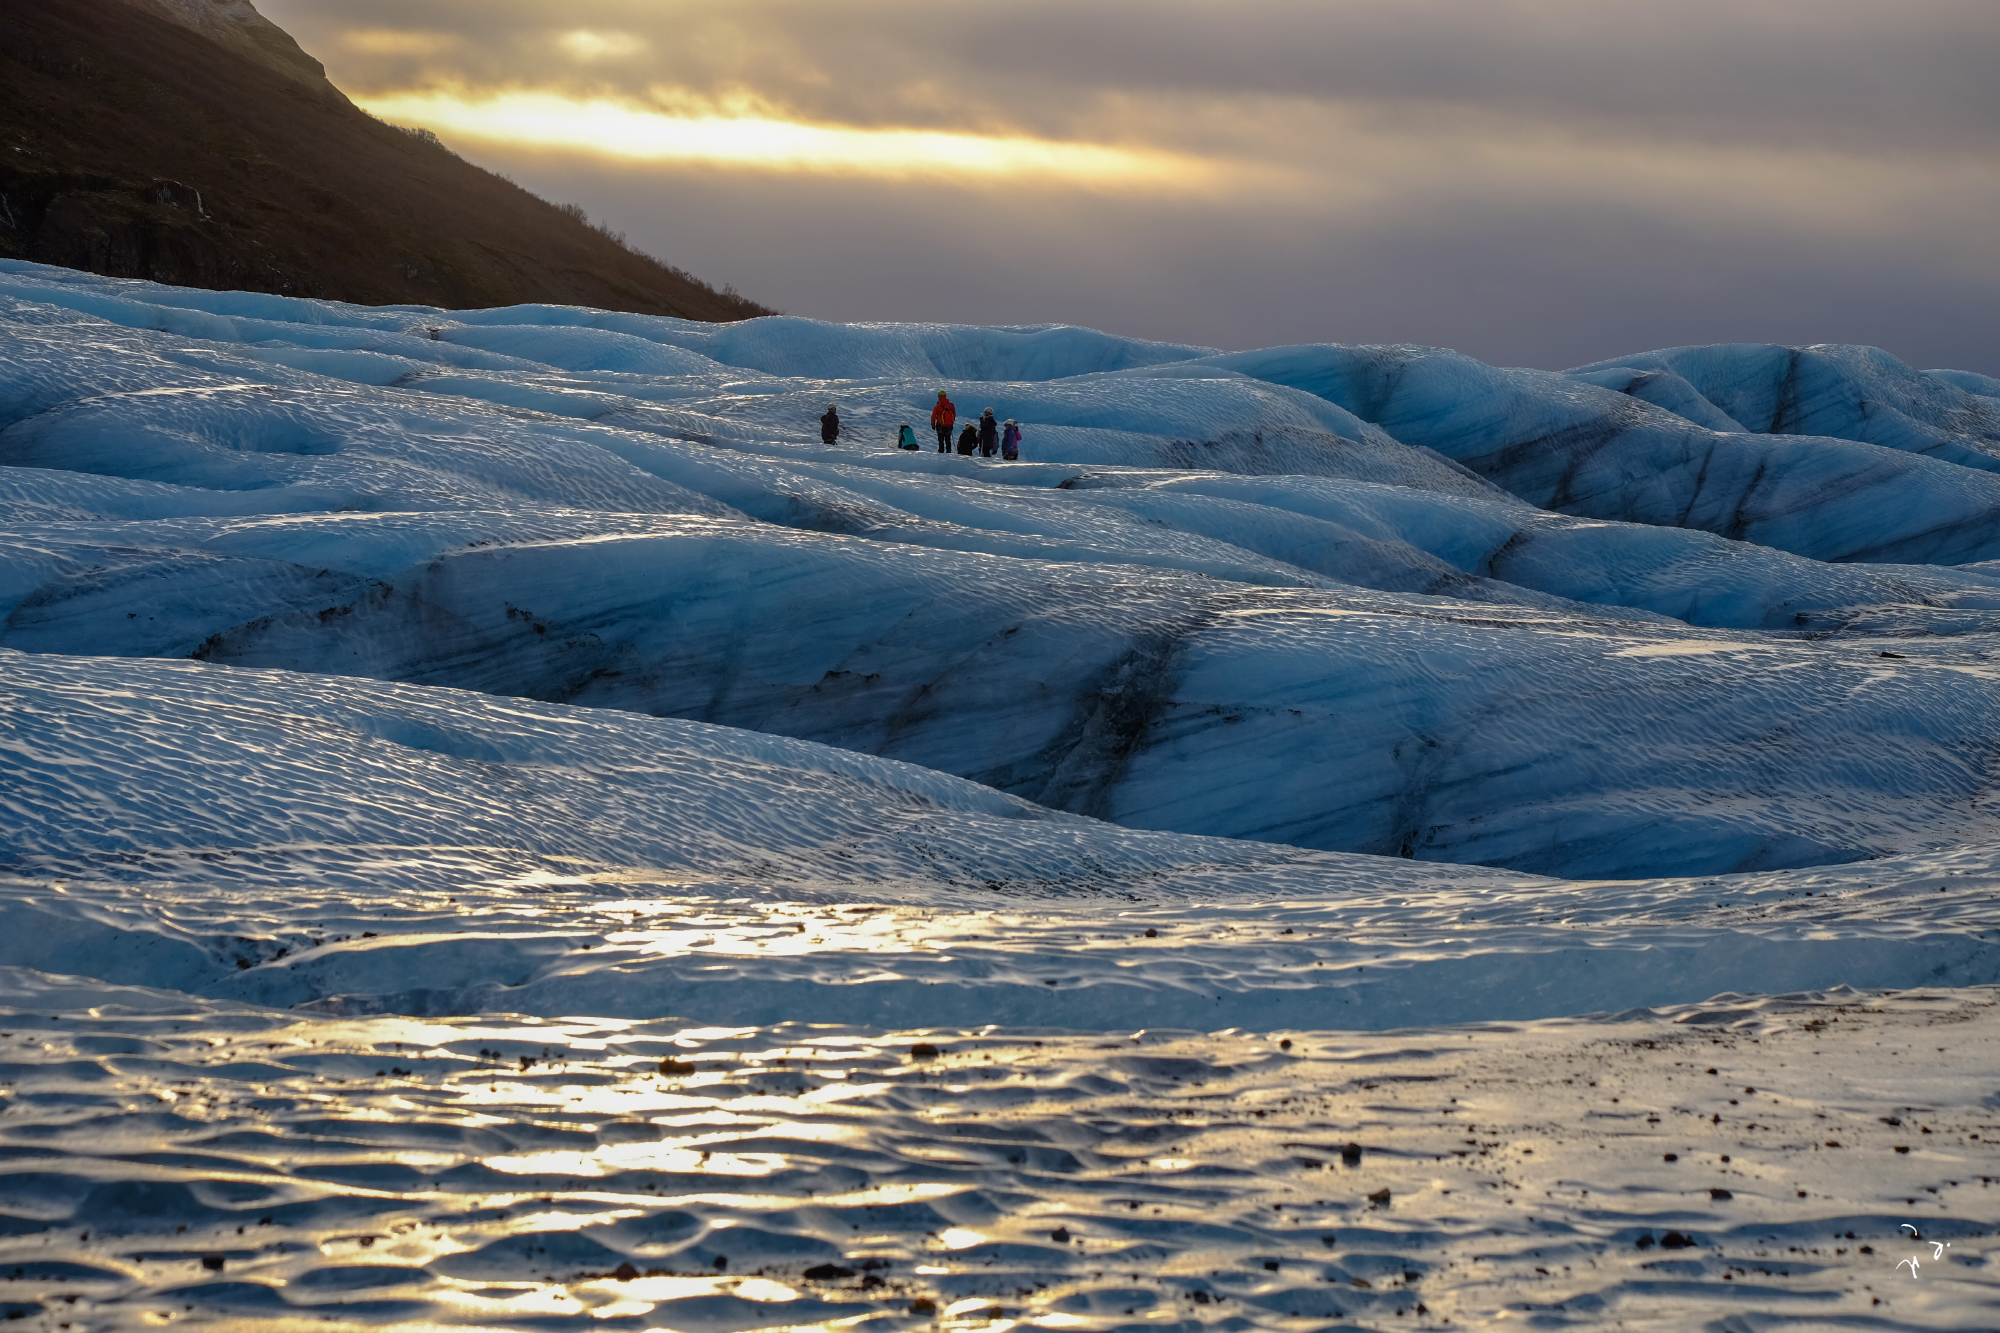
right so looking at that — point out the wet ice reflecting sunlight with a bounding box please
[1,984,1995,1330]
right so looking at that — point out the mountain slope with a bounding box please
[0,0,768,319]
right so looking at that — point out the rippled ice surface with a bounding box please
[3,650,1999,1328]
[7,649,2000,1031]
[2,980,1994,1332]
[5,262,2000,1327]
[6,261,2000,876]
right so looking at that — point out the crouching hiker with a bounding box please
[1001,418,1022,460]
[930,390,956,451]
[896,422,920,450]
[820,403,841,445]
[956,423,979,455]
[977,407,999,457]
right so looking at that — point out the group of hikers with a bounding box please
[920,392,1022,459]
[816,392,1021,460]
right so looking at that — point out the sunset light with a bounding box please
[6,0,1999,1328]
[555,29,649,61]
[357,89,1208,185]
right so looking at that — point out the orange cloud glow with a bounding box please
[357,88,1221,187]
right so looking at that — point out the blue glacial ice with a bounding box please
[4,259,2000,1332]
[5,258,2000,886]
[1569,342,2000,466]
[1204,342,2000,564]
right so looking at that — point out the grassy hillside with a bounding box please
[0,0,770,319]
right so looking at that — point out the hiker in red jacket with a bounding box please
[929,391,956,452]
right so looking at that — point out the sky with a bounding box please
[257,0,2000,372]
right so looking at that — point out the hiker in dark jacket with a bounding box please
[956,424,979,455]
[820,404,840,444]
[977,408,999,457]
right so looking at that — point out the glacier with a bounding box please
[1,258,1997,1330]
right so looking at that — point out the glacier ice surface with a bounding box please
[4,259,2000,1329]
[6,264,2000,876]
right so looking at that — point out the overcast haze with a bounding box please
[260,0,2000,371]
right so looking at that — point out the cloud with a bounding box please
[255,0,2000,371]
[339,28,461,57]
[357,87,1234,185]
[555,30,649,62]
[273,0,2000,148]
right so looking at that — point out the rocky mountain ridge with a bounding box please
[125,0,337,90]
